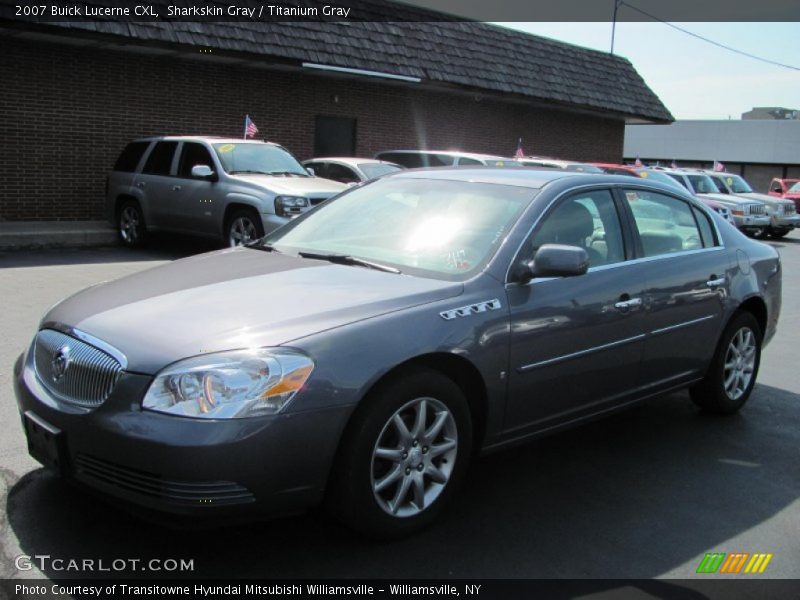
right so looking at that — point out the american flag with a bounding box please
[671,160,678,169]
[244,114,259,139]
[713,160,725,172]
[514,138,525,159]
[634,156,643,167]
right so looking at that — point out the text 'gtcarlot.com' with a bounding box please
[14,554,194,572]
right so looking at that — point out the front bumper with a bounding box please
[14,350,350,520]
[770,214,800,229]
[732,214,770,230]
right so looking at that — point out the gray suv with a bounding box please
[106,137,346,247]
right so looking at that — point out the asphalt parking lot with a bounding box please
[0,232,798,581]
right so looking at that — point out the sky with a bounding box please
[496,22,800,120]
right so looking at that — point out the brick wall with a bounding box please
[0,36,625,221]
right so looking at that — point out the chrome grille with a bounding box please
[746,204,766,216]
[33,329,122,408]
[782,203,796,215]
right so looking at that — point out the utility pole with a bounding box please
[611,0,620,54]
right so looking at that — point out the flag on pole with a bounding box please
[713,160,725,172]
[670,160,678,169]
[514,138,525,159]
[244,114,259,139]
[634,156,643,167]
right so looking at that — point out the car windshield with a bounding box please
[564,164,603,173]
[261,177,535,280]
[687,174,719,194]
[484,159,523,167]
[359,163,403,179]
[213,143,308,176]
[637,170,684,190]
[788,182,800,193]
[721,174,753,193]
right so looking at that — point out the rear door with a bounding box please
[505,187,651,432]
[134,141,179,229]
[619,187,728,392]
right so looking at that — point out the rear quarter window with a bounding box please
[113,142,150,172]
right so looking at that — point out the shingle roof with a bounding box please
[10,4,673,123]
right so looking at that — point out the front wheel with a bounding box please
[690,312,762,414]
[327,368,472,538]
[226,209,264,247]
[769,228,790,239]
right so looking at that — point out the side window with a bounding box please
[177,143,214,178]
[113,141,150,172]
[624,190,705,256]
[667,173,689,189]
[692,206,718,248]
[380,153,423,168]
[770,181,782,193]
[710,176,727,193]
[457,157,482,166]
[142,141,178,176]
[325,163,360,184]
[526,190,625,268]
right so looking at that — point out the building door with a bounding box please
[314,116,356,157]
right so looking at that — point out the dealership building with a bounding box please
[0,5,671,221]
[624,120,800,193]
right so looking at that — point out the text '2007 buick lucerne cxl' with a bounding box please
[15,168,781,537]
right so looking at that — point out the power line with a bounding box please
[618,1,800,71]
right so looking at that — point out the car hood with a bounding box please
[696,192,755,206]
[233,174,346,197]
[734,192,785,206]
[43,248,463,374]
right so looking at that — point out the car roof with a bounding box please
[303,157,398,166]
[131,136,279,145]
[376,150,510,160]
[387,166,655,190]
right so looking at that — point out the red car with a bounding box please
[769,178,800,210]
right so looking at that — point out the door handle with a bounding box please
[172,185,182,192]
[614,297,643,311]
[706,277,726,288]
[136,182,146,188]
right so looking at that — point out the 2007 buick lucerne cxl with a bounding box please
[14,168,781,537]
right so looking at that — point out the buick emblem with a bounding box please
[51,345,71,382]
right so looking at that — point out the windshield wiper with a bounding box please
[267,170,308,177]
[251,242,282,253]
[297,251,401,274]
[229,169,271,175]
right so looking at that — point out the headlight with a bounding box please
[275,195,309,217]
[142,348,314,419]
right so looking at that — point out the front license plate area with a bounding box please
[24,411,67,474]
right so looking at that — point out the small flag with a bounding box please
[671,160,678,169]
[514,138,525,159]
[634,156,643,167]
[713,160,725,172]
[244,114,259,139]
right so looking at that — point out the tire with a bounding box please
[118,200,147,248]
[226,208,264,247]
[752,228,770,240]
[690,312,762,414]
[326,367,473,539]
[769,228,790,239]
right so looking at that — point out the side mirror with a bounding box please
[191,164,216,180]
[306,167,315,176]
[515,244,589,284]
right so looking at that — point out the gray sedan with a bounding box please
[14,169,781,538]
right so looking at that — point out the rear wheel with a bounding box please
[226,209,264,247]
[118,200,147,248]
[690,312,761,414]
[326,368,472,539]
[751,228,769,240]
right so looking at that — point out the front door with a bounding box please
[170,142,221,235]
[505,188,649,433]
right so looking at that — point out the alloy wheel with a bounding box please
[370,397,458,518]
[120,206,140,244]
[228,216,258,247]
[723,327,756,400]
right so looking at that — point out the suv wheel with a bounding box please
[227,209,264,247]
[690,312,762,414]
[327,368,472,539]
[769,228,790,239]
[118,201,146,248]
